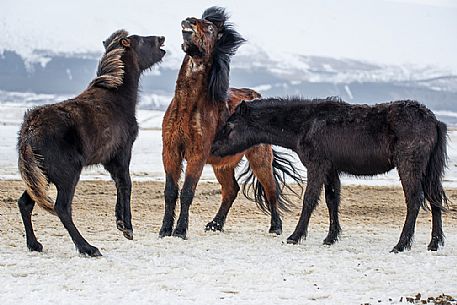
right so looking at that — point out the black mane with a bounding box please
[202,7,246,102]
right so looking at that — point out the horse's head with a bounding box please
[103,30,166,72]
[181,7,245,102]
[91,30,165,89]
[211,100,252,157]
[181,7,226,57]
[121,35,166,72]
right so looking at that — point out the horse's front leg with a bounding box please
[173,159,206,239]
[159,143,182,238]
[104,148,134,240]
[287,165,326,244]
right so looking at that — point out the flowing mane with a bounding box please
[202,7,246,102]
[89,29,129,89]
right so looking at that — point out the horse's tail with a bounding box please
[18,142,55,215]
[421,121,448,210]
[238,149,304,215]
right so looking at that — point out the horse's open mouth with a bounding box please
[159,37,166,53]
[182,28,194,42]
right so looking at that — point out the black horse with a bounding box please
[17,30,165,256]
[211,97,448,252]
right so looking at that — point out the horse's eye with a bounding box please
[208,25,214,33]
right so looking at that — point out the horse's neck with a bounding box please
[253,108,301,149]
[174,56,213,110]
[116,65,140,114]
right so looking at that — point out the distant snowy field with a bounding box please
[2,103,457,186]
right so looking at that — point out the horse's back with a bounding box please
[227,88,261,112]
[308,100,441,176]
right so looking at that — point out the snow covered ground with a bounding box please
[1,181,456,305]
[2,228,456,305]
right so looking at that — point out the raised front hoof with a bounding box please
[116,220,125,231]
[172,228,187,240]
[427,237,444,251]
[205,220,224,232]
[123,229,134,240]
[269,227,282,235]
[27,240,43,252]
[78,245,102,257]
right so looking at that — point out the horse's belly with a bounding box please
[335,157,394,176]
[207,152,244,167]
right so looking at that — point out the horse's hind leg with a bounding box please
[392,163,423,253]
[205,165,239,232]
[18,191,42,252]
[173,160,205,239]
[245,146,282,235]
[287,166,326,244]
[54,175,101,256]
[428,204,444,251]
[323,170,341,245]
[104,150,134,240]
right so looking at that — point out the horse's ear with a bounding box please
[238,100,249,116]
[102,40,107,49]
[120,38,131,48]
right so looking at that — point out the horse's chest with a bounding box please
[165,108,212,140]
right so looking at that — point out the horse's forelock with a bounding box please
[202,6,228,28]
[103,29,129,51]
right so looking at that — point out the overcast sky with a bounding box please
[1,0,456,71]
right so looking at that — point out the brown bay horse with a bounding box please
[160,7,302,239]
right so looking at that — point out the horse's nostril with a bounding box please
[158,36,165,45]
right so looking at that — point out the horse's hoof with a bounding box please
[205,220,223,232]
[286,238,298,245]
[323,239,335,246]
[123,229,133,240]
[427,236,443,251]
[390,245,405,253]
[427,245,438,251]
[323,236,338,246]
[172,229,187,240]
[159,226,173,238]
[116,220,124,231]
[79,245,102,257]
[27,240,43,252]
[269,227,282,235]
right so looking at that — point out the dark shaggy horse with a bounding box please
[17,30,165,256]
[160,7,302,239]
[212,97,448,252]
